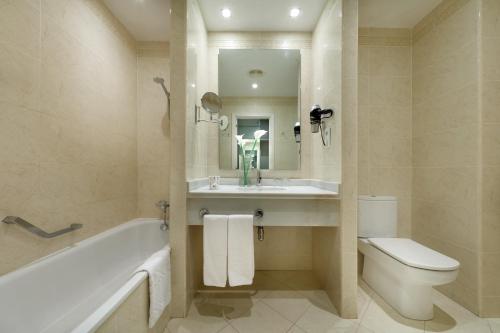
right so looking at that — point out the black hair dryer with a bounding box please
[310,104,333,133]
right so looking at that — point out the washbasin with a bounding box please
[238,186,287,191]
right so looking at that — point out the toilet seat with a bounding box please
[368,238,460,271]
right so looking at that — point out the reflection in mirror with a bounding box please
[218,49,301,170]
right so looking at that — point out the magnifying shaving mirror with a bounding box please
[195,92,229,130]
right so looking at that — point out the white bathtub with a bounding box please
[0,218,169,333]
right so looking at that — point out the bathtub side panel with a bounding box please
[96,279,171,333]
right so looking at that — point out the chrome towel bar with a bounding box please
[199,208,264,219]
[198,208,265,241]
[2,216,83,238]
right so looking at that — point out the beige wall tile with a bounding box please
[137,44,170,218]
[0,0,40,55]
[413,125,479,168]
[0,0,138,276]
[483,81,500,123]
[483,38,500,81]
[483,123,500,166]
[357,32,412,240]
[481,252,500,297]
[255,227,313,270]
[482,0,500,38]
[412,0,482,315]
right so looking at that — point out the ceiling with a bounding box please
[359,0,442,28]
[219,49,300,97]
[199,0,329,32]
[102,0,443,42]
[103,0,171,41]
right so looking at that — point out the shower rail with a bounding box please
[1,216,83,238]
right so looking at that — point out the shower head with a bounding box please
[153,77,164,84]
[153,76,170,99]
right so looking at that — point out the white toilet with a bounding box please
[357,195,460,320]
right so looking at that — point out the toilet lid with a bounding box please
[368,238,460,271]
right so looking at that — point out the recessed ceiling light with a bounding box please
[221,8,231,18]
[290,8,300,18]
[252,83,258,89]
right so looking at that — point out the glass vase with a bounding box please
[239,151,255,186]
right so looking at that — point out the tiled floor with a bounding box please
[166,271,499,333]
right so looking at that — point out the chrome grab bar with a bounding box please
[1,216,83,238]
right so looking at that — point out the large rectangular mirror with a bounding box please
[218,49,301,170]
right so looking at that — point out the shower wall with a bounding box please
[0,0,137,275]
[137,42,171,217]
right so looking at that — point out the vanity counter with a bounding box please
[187,179,340,199]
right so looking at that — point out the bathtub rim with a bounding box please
[71,271,148,333]
[0,218,166,283]
[0,218,169,333]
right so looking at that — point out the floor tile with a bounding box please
[489,318,500,333]
[167,297,228,333]
[357,324,375,333]
[295,304,358,333]
[211,292,261,320]
[261,290,313,322]
[287,325,307,332]
[296,289,337,313]
[424,292,493,333]
[167,273,497,333]
[356,282,372,320]
[360,293,425,333]
[228,300,294,333]
[218,325,239,333]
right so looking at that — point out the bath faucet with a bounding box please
[156,200,169,230]
[256,169,262,186]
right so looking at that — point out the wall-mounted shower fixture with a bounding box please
[195,92,229,130]
[156,200,169,231]
[153,77,170,117]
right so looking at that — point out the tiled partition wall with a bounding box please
[412,0,481,314]
[186,0,209,180]
[137,42,171,217]
[358,28,412,238]
[169,0,189,317]
[0,0,137,275]
[311,0,359,318]
[480,0,500,317]
[310,0,343,315]
[339,0,359,318]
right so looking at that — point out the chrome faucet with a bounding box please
[156,200,169,230]
[256,169,262,186]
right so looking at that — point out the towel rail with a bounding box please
[1,216,83,238]
[199,208,264,219]
[198,208,264,241]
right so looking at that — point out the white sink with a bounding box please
[187,180,339,199]
[238,186,287,191]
